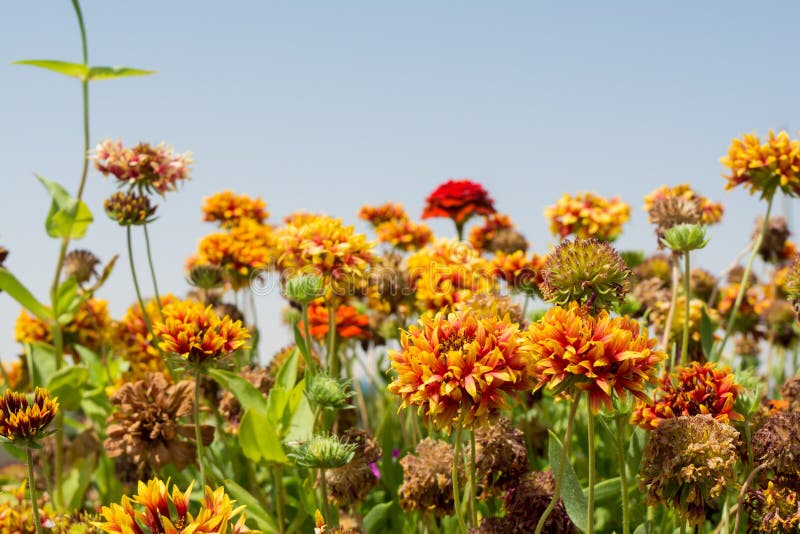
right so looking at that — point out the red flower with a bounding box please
[422,180,496,226]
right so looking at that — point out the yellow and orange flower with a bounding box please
[643,184,724,225]
[721,130,800,197]
[300,299,371,340]
[202,190,269,228]
[153,300,250,364]
[405,238,495,311]
[468,213,515,252]
[196,219,277,289]
[358,202,409,227]
[716,282,764,335]
[526,303,665,413]
[544,192,630,241]
[388,307,534,431]
[14,298,111,358]
[632,362,743,430]
[375,218,433,252]
[111,295,178,380]
[0,360,24,390]
[0,387,58,444]
[491,250,546,296]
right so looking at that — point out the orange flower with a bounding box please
[202,190,269,228]
[526,303,665,413]
[468,214,515,251]
[15,298,111,358]
[153,300,250,364]
[643,184,724,226]
[422,179,496,226]
[721,130,800,197]
[300,300,371,340]
[388,308,534,431]
[491,250,546,296]
[358,202,409,226]
[544,192,630,241]
[375,218,433,252]
[631,362,743,430]
[112,295,178,379]
[196,219,277,289]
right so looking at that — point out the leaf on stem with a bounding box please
[37,175,93,239]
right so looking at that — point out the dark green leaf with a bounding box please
[363,501,394,533]
[13,59,89,79]
[87,65,155,81]
[207,368,266,412]
[223,479,278,533]
[0,268,51,320]
[548,429,588,531]
[37,175,93,239]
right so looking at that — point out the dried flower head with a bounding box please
[500,470,578,534]
[0,387,58,445]
[422,179,496,227]
[721,130,800,197]
[469,417,528,496]
[153,299,250,364]
[631,277,671,318]
[104,191,157,226]
[648,195,703,246]
[540,238,632,310]
[639,415,739,525]
[756,215,792,264]
[326,429,382,507]
[644,184,724,226]
[104,373,213,474]
[632,362,743,430]
[745,481,800,532]
[288,433,357,469]
[94,139,192,196]
[781,376,800,412]
[63,249,101,285]
[399,438,461,515]
[690,268,718,304]
[388,307,534,431]
[528,302,665,412]
[468,214,520,253]
[752,411,800,486]
[202,190,268,228]
[544,191,630,241]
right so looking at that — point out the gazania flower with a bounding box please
[544,191,630,241]
[388,307,534,430]
[94,139,192,196]
[374,218,433,252]
[632,362,743,430]
[721,130,800,197]
[94,477,250,534]
[104,373,213,474]
[421,179,496,231]
[468,213,526,254]
[358,202,409,226]
[491,250,545,297]
[153,299,250,364]
[643,184,724,226]
[202,190,268,228]
[527,303,665,412]
[196,218,277,289]
[300,300,371,341]
[0,387,58,445]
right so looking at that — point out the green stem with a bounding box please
[680,251,691,366]
[587,404,596,534]
[27,448,43,534]
[717,193,774,359]
[127,227,156,338]
[193,365,206,486]
[142,223,163,318]
[680,520,687,534]
[535,392,582,534]
[319,468,333,528]
[469,429,478,528]
[271,465,286,534]
[616,416,631,534]
[452,416,467,534]
[455,221,464,241]
[326,298,339,378]
[300,303,316,373]
[661,255,680,368]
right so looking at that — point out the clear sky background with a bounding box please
[2,1,800,362]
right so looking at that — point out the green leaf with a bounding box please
[207,368,266,412]
[275,347,299,392]
[0,268,51,320]
[266,386,290,427]
[13,59,89,80]
[700,306,715,359]
[55,276,83,324]
[63,455,97,511]
[25,342,57,389]
[363,501,394,533]
[47,366,88,411]
[548,429,588,532]
[239,408,289,465]
[223,479,278,534]
[286,387,314,442]
[626,426,647,480]
[634,521,654,534]
[37,175,93,239]
[594,476,622,504]
[87,65,156,81]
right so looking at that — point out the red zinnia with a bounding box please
[422,179,496,227]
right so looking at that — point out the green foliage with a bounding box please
[0,268,50,320]
[37,175,93,239]
[548,429,589,532]
[13,59,154,81]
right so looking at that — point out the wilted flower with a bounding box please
[469,417,528,496]
[421,179,496,228]
[631,277,671,318]
[497,470,578,534]
[639,415,739,525]
[288,433,357,469]
[721,130,800,197]
[647,195,702,247]
[690,268,718,304]
[544,191,630,241]
[644,183,724,226]
[94,139,192,196]
[752,411,800,486]
[388,307,534,431]
[399,438,461,515]
[745,481,800,532]
[0,387,58,445]
[756,215,792,264]
[104,373,213,474]
[63,249,101,285]
[202,190,268,228]
[153,299,250,364]
[632,362,743,430]
[781,376,800,412]
[326,429,382,507]
[540,238,632,311]
[527,302,665,412]
[104,191,157,226]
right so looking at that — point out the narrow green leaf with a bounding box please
[700,307,715,359]
[363,501,394,533]
[13,59,89,80]
[88,65,156,81]
[37,175,93,239]
[223,479,278,534]
[207,368,266,412]
[47,366,88,411]
[627,426,647,481]
[547,429,588,532]
[0,268,51,320]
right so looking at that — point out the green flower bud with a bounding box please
[661,223,710,253]
[284,274,325,305]
[305,371,353,410]
[187,264,225,290]
[287,433,357,469]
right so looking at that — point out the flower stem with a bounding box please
[452,418,467,534]
[193,365,206,486]
[271,465,286,534]
[142,223,163,318]
[127,227,155,338]
[680,251,691,366]
[300,303,316,373]
[319,467,333,528]
[535,392,583,534]
[326,298,339,378]
[661,255,680,367]
[469,429,478,528]
[587,404,596,534]
[26,448,43,534]
[616,415,631,534]
[717,193,774,359]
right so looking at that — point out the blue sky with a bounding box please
[2,1,800,360]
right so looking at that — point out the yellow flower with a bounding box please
[202,190,269,228]
[375,218,433,251]
[721,130,800,197]
[111,295,177,381]
[544,191,630,241]
[196,219,277,289]
[388,307,534,431]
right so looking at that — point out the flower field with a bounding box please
[5,3,800,534]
